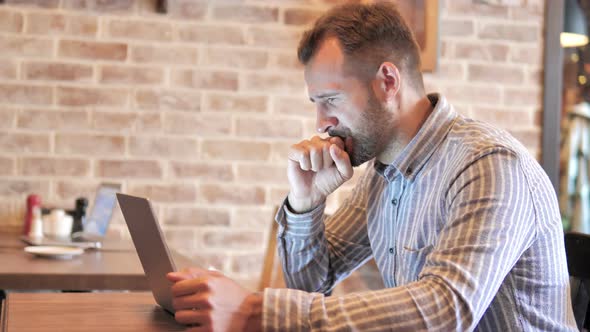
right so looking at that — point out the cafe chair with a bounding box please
[565,231,590,331]
[258,206,285,291]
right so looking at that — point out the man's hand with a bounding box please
[166,268,262,332]
[287,135,354,213]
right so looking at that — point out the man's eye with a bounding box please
[326,98,337,105]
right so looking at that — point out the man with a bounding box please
[166,2,577,331]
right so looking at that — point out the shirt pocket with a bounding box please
[396,244,434,284]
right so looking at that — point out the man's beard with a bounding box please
[329,93,390,167]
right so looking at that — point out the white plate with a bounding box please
[24,246,84,259]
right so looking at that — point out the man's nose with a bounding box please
[316,111,338,133]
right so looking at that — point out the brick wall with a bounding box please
[0,0,545,289]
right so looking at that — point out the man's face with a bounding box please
[304,37,394,166]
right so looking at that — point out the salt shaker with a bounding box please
[28,206,43,238]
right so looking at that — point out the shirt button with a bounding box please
[389,248,394,254]
[391,198,398,205]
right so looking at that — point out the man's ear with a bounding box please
[373,62,400,102]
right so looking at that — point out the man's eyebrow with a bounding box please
[309,92,340,103]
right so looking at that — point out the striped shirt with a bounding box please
[263,94,577,331]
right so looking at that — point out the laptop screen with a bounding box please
[83,184,121,236]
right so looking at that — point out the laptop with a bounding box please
[21,183,121,249]
[116,193,177,314]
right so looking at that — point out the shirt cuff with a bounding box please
[275,196,325,238]
[263,287,315,331]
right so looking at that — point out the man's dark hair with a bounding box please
[297,2,424,91]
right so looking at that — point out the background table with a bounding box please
[1,292,184,332]
[0,233,194,291]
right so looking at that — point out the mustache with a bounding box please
[327,128,351,140]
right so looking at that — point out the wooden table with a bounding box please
[0,234,194,291]
[1,292,184,332]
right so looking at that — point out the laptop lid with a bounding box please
[116,193,177,314]
[83,183,121,237]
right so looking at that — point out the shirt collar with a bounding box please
[374,93,457,182]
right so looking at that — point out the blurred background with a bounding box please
[0,0,544,290]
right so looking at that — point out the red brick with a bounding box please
[504,88,542,108]
[0,60,17,79]
[107,19,173,41]
[269,52,302,70]
[203,230,265,250]
[472,108,532,128]
[164,229,198,251]
[55,180,101,201]
[443,85,502,105]
[510,46,542,65]
[0,180,50,198]
[63,0,134,13]
[204,93,267,113]
[0,35,53,57]
[96,159,162,178]
[247,27,301,48]
[468,64,524,85]
[23,62,93,82]
[213,4,278,23]
[509,6,543,21]
[55,133,125,155]
[242,72,304,93]
[128,183,197,203]
[91,111,136,132]
[440,19,474,37]
[231,206,276,228]
[171,69,238,91]
[4,0,59,8]
[165,0,207,20]
[436,62,465,79]
[236,117,303,139]
[508,129,540,150]
[478,23,539,42]
[0,10,23,33]
[199,184,265,205]
[135,89,200,111]
[202,140,271,161]
[25,12,65,35]
[20,157,90,176]
[0,108,17,129]
[100,65,164,85]
[230,254,264,275]
[67,14,98,37]
[236,164,287,185]
[25,12,98,37]
[164,113,231,136]
[0,157,15,176]
[284,8,322,26]
[446,0,509,17]
[269,187,290,205]
[0,132,50,153]
[170,161,232,181]
[136,113,162,132]
[453,42,509,62]
[17,109,89,130]
[59,40,127,61]
[0,84,53,105]
[164,207,230,227]
[129,136,198,159]
[203,48,268,69]
[271,96,314,117]
[178,24,245,45]
[57,87,128,107]
[270,142,292,163]
[130,45,198,65]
